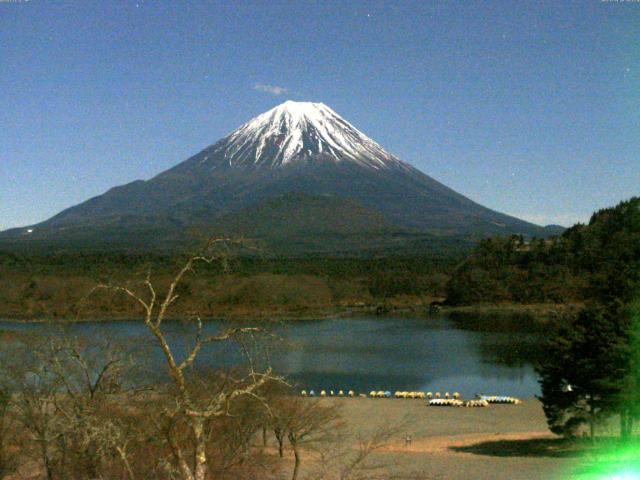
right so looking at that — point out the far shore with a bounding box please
[0,301,581,324]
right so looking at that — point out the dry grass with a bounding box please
[0,271,444,321]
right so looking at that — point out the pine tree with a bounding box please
[536,305,627,438]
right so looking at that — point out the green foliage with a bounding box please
[578,198,640,305]
[536,305,629,437]
[445,235,584,305]
[532,198,640,439]
[446,197,640,306]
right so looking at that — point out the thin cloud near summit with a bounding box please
[253,83,288,95]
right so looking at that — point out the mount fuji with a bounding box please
[0,101,561,254]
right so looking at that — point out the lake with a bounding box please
[0,316,543,398]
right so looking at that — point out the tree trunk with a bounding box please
[588,400,595,440]
[290,443,300,480]
[116,446,136,480]
[275,429,284,458]
[621,408,633,441]
[42,444,53,480]
[620,409,629,440]
[38,431,55,480]
[262,425,268,447]
[192,417,208,480]
[168,433,195,480]
[177,459,195,480]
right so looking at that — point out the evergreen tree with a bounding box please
[536,197,640,440]
[536,304,627,438]
[615,300,640,440]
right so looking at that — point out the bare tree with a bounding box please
[0,385,15,478]
[94,238,280,480]
[306,419,411,480]
[264,392,341,480]
[286,399,340,480]
[2,330,143,480]
[9,340,62,480]
[45,333,140,479]
[205,389,275,479]
[336,423,402,480]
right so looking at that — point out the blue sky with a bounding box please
[1,0,638,230]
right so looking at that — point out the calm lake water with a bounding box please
[0,316,543,398]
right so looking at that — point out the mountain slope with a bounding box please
[0,101,558,254]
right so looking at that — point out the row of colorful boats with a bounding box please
[428,396,521,407]
[299,390,521,406]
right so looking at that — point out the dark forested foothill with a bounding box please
[445,197,640,307]
[445,234,586,305]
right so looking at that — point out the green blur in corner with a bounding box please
[569,442,640,479]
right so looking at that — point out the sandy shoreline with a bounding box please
[307,397,585,480]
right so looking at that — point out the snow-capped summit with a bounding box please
[206,100,406,170]
[2,100,554,252]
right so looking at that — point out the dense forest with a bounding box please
[445,197,640,306]
[0,252,455,320]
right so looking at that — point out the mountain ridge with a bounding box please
[0,101,561,254]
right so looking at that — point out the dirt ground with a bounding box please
[6,397,626,480]
[307,397,591,480]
